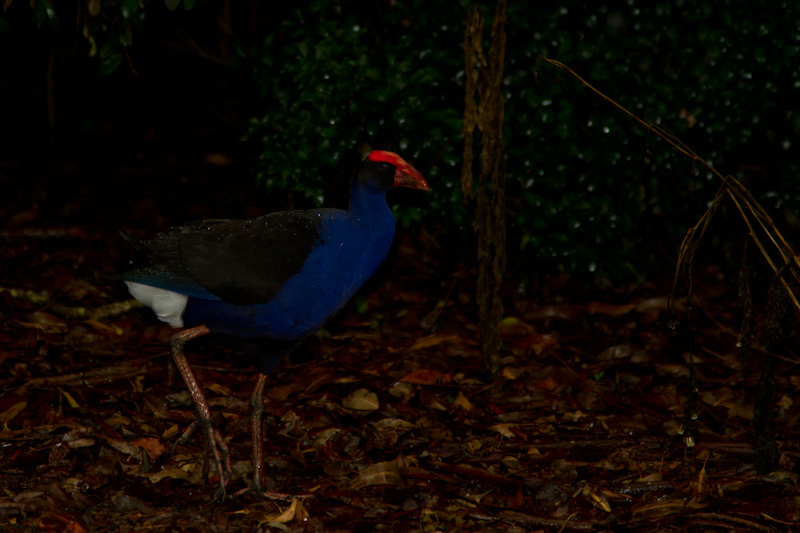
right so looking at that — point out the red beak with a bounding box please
[369,150,429,191]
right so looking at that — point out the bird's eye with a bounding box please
[380,163,393,172]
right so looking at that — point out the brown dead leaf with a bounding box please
[66,438,96,449]
[59,388,81,408]
[130,437,167,461]
[13,311,68,332]
[402,369,452,385]
[146,464,202,484]
[501,366,525,380]
[350,460,403,489]
[703,388,754,420]
[105,438,142,458]
[207,383,232,396]
[61,428,96,449]
[83,319,123,335]
[409,334,462,351]
[311,427,343,448]
[372,418,415,432]
[387,381,416,401]
[633,499,706,517]
[259,497,309,524]
[0,401,26,424]
[597,344,638,361]
[162,424,180,440]
[491,423,516,438]
[64,520,88,533]
[515,333,556,355]
[690,457,711,502]
[343,388,379,411]
[372,418,414,445]
[580,482,612,512]
[453,391,473,411]
[585,301,636,316]
[534,375,560,392]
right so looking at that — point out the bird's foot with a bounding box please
[175,418,232,495]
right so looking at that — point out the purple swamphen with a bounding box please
[120,150,428,497]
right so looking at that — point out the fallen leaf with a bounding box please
[387,381,416,400]
[0,401,26,424]
[343,388,379,411]
[312,427,343,448]
[58,388,81,409]
[130,437,167,460]
[510,333,556,355]
[207,383,232,396]
[633,499,706,517]
[580,482,612,512]
[453,391,473,411]
[409,334,462,351]
[64,521,88,533]
[83,319,124,335]
[106,439,142,458]
[402,369,452,385]
[491,424,516,438]
[13,311,67,332]
[259,497,308,524]
[146,465,199,484]
[585,301,636,316]
[66,438,96,449]
[350,460,402,489]
[372,418,416,432]
[597,344,638,360]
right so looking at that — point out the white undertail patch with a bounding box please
[125,282,188,328]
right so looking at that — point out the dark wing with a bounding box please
[120,211,323,304]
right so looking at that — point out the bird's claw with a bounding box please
[174,417,232,495]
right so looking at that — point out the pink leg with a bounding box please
[169,325,232,495]
[249,372,268,492]
[244,372,299,501]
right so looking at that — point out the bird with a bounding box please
[119,150,428,498]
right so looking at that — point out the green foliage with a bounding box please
[10,0,799,283]
[501,1,800,281]
[19,0,195,75]
[245,0,468,227]
[245,0,799,283]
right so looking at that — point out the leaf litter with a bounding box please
[1,230,800,531]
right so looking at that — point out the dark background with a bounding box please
[3,0,798,287]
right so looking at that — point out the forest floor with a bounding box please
[1,147,800,532]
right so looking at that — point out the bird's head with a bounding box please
[361,150,429,192]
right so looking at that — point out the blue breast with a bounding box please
[182,203,396,340]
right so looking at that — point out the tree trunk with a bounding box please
[461,0,507,377]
